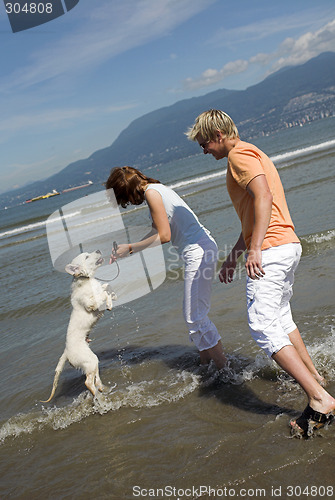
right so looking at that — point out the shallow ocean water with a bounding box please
[0,118,335,499]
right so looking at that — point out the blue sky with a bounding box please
[1,0,334,194]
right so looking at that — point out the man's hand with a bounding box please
[245,248,265,280]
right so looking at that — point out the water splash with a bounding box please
[0,369,200,444]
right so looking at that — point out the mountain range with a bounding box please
[1,51,335,208]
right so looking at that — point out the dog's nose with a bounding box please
[96,250,101,254]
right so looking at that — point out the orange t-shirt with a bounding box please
[226,141,300,250]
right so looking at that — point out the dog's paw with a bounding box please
[106,291,117,310]
[105,284,117,297]
[106,298,113,310]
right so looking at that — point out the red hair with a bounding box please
[106,166,160,208]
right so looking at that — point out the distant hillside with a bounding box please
[1,51,335,208]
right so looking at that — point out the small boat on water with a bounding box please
[26,189,60,203]
[62,181,93,193]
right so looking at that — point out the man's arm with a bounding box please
[245,174,273,279]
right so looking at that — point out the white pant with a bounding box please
[246,243,302,357]
[182,235,221,351]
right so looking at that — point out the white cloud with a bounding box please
[184,59,249,90]
[0,0,215,91]
[183,18,335,91]
[270,18,335,71]
[249,53,272,66]
[208,8,334,47]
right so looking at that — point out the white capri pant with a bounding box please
[182,234,221,351]
[246,242,302,358]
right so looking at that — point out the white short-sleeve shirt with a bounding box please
[145,183,209,254]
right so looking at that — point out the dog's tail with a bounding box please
[40,352,67,403]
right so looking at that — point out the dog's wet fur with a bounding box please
[41,250,116,402]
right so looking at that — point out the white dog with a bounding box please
[42,250,116,402]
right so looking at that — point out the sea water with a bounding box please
[0,117,335,499]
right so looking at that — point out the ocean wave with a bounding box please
[300,229,335,254]
[307,324,335,381]
[0,360,259,444]
[0,219,47,239]
[270,139,335,164]
[0,210,81,240]
[0,233,46,250]
[301,228,335,244]
[1,171,226,241]
[2,325,333,445]
[1,137,334,242]
[0,370,200,444]
[0,349,294,445]
[0,295,69,321]
[168,170,227,190]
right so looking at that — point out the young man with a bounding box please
[186,109,335,437]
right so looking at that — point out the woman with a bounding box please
[106,166,226,369]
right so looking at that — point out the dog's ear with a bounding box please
[65,263,83,276]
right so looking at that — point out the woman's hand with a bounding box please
[219,258,237,284]
[109,243,131,263]
[219,233,246,284]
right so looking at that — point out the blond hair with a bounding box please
[186,109,239,142]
